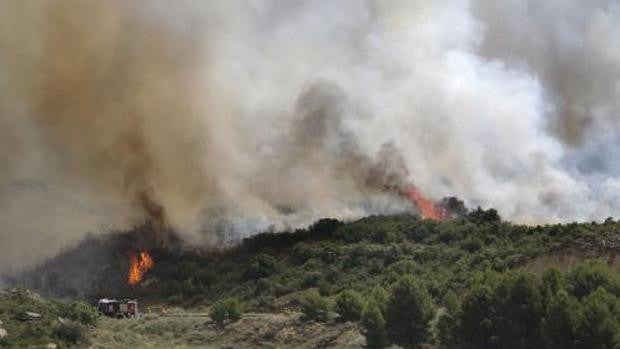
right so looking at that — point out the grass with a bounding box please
[11,209,620,347]
[0,287,98,348]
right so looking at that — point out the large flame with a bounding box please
[404,186,447,220]
[128,251,155,285]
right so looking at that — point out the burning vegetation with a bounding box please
[403,186,449,221]
[128,251,155,285]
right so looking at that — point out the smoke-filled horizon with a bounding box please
[1,0,619,271]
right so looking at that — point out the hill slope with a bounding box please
[8,209,620,348]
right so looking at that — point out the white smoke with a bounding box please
[1,0,619,270]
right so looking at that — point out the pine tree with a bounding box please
[385,275,436,348]
[362,300,387,349]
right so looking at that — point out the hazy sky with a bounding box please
[0,0,619,271]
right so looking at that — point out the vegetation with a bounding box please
[385,275,436,348]
[12,208,620,347]
[0,287,98,348]
[300,290,332,322]
[334,290,365,322]
[361,300,387,348]
[209,298,242,326]
[441,261,620,349]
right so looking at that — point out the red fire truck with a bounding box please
[97,298,138,318]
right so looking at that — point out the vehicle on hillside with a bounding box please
[97,298,138,318]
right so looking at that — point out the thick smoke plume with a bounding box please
[1,0,619,271]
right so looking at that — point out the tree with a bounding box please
[436,290,461,349]
[210,298,243,326]
[467,207,501,223]
[300,290,332,322]
[362,300,387,349]
[493,272,544,347]
[541,267,565,304]
[385,275,436,348]
[574,288,620,349]
[455,272,543,349]
[53,322,86,345]
[567,260,620,299]
[541,290,579,349]
[370,286,389,314]
[244,253,279,280]
[335,290,365,322]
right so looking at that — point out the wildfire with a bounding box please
[404,186,448,221]
[128,251,154,285]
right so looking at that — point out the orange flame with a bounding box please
[404,186,447,221]
[128,251,154,285]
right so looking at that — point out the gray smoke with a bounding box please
[1,0,619,271]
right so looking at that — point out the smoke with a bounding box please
[1,0,619,270]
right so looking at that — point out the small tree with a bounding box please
[300,290,332,322]
[53,322,86,345]
[574,288,620,348]
[566,260,620,299]
[335,290,365,322]
[362,300,387,349]
[244,253,279,280]
[210,298,242,326]
[385,275,436,348]
[436,290,461,349]
[541,290,579,349]
[370,285,389,314]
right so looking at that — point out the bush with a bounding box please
[53,322,87,344]
[574,288,620,348]
[456,271,543,348]
[369,286,389,314]
[210,298,243,326]
[61,302,99,326]
[301,271,323,289]
[385,275,436,348]
[334,290,365,322]
[566,260,620,299]
[300,290,332,322]
[467,207,501,223]
[541,290,579,349]
[362,300,387,349]
[436,291,461,348]
[244,253,280,280]
[255,278,273,295]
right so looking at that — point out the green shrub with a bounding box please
[574,288,620,348]
[61,302,99,326]
[53,321,87,344]
[334,290,365,322]
[369,286,389,314]
[244,253,280,280]
[436,290,461,348]
[566,260,620,299]
[300,290,331,322]
[255,278,273,295]
[385,275,436,348]
[460,237,483,252]
[317,279,333,296]
[361,300,387,349]
[541,290,580,349]
[301,271,323,289]
[456,271,543,348]
[210,298,243,326]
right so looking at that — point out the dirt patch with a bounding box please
[525,247,620,274]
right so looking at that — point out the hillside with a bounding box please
[6,209,620,348]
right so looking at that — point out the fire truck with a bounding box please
[97,298,138,318]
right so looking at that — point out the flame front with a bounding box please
[404,186,447,221]
[128,251,154,285]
